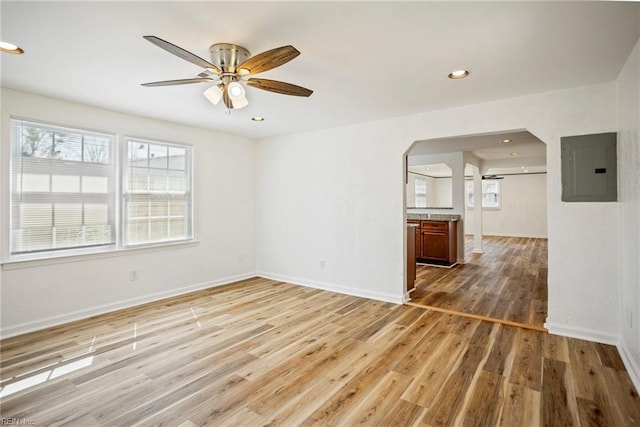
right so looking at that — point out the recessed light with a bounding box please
[251,117,264,122]
[510,152,519,156]
[0,41,23,54]
[501,139,512,144]
[448,70,469,79]
[524,169,529,173]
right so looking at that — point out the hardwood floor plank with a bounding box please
[498,383,540,427]
[410,235,548,328]
[260,376,346,426]
[380,398,426,427]
[541,357,578,426]
[509,329,544,391]
[482,324,517,377]
[459,370,504,426]
[338,371,414,425]
[1,277,638,425]
[421,343,488,425]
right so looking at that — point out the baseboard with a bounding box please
[464,232,548,239]
[544,321,618,345]
[257,271,405,305]
[618,341,640,394]
[0,272,257,339]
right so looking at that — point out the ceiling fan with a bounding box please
[482,174,504,180]
[141,35,313,110]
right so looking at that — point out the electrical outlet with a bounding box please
[238,254,245,263]
[320,259,326,270]
[129,270,139,281]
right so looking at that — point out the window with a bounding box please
[465,179,501,209]
[124,138,193,246]
[8,119,195,260]
[414,179,427,208]
[10,119,115,255]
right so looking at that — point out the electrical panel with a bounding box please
[561,132,617,202]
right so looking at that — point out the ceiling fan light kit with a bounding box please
[141,36,313,112]
[203,85,223,105]
[0,41,24,54]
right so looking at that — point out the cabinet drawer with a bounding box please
[421,220,448,230]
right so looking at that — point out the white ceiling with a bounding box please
[2,1,639,140]
[409,130,547,176]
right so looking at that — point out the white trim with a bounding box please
[257,271,405,305]
[544,322,618,345]
[0,272,256,339]
[1,239,199,270]
[476,232,548,239]
[618,341,640,395]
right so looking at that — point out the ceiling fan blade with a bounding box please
[143,35,221,74]
[237,45,300,75]
[141,77,213,87]
[247,78,313,97]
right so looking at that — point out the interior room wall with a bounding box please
[256,82,619,344]
[616,37,640,388]
[406,172,449,208]
[408,152,464,214]
[464,173,548,238]
[434,178,453,207]
[0,89,258,338]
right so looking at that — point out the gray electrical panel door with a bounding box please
[561,132,617,202]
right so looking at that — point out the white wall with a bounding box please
[0,89,257,337]
[257,82,619,343]
[406,173,451,208]
[465,173,548,238]
[434,178,453,208]
[617,37,640,388]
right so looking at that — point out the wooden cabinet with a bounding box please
[417,220,457,266]
[406,224,417,292]
[408,220,421,258]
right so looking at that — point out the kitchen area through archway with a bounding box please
[404,130,548,331]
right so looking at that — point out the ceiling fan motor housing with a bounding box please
[209,43,250,73]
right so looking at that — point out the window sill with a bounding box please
[1,240,199,270]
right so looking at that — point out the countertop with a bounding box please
[407,213,461,222]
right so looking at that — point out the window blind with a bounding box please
[414,179,427,208]
[124,138,193,246]
[10,119,116,254]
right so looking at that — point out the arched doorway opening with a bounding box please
[403,129,548,330]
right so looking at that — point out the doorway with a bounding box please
[404,130,548,330]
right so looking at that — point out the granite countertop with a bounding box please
[407,213,461,221]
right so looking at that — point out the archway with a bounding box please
[403,129,548,330]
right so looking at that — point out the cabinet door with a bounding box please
[421,231,449,261]
[415,225,422,258]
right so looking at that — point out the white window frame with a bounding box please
[8,118,117,258]
[122,137,194,248]
[3,117,196,263]
[465,179,501,210]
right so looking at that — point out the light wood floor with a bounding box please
[1,277,638,426]
[410,235,548,329]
